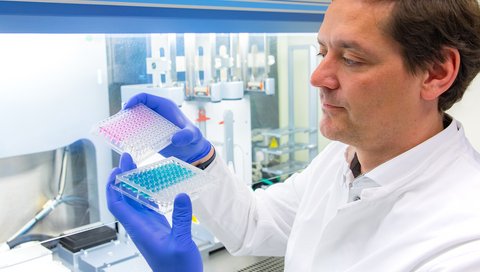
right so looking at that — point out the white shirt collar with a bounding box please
[364,118,463,186]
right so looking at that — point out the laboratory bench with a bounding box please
[0,226,284,272]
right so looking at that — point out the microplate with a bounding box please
[111,157,213,214]
[93,104,180,163]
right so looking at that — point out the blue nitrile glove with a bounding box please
[106,153,203,272]
[124,93,211,164]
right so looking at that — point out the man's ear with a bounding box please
[421,47,460,101]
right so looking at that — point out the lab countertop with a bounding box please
[0,240,284,272]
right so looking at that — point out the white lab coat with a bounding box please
[193,119,480,271]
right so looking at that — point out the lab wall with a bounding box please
[448,74,480,150]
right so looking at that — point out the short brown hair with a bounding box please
[372,0,480,111]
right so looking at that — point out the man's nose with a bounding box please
[310,56,339,91]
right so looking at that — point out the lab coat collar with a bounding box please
[363,117,463,187]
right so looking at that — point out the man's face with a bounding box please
[311,0,426,150]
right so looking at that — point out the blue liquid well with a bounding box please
[123,163,195,194]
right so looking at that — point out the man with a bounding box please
[107,0,480,271]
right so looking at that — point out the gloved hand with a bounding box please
[124,93,212,164]
[106,153,203,272]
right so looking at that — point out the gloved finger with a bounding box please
[124,93,176,113]
[171,128,195,146]
[120,153,136,172]
[107,167,121,185]
[146,95,177,115]
[106,154,137,210]
[124,93,172,111]
[106,167,126,214]
[106,161,144,218]
[124,93,149,109]
[106,167,122,195]
[171,193,193,243]
[117,153,146,210]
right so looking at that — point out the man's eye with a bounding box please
[343,57,360,66]
[317,52,326,58]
